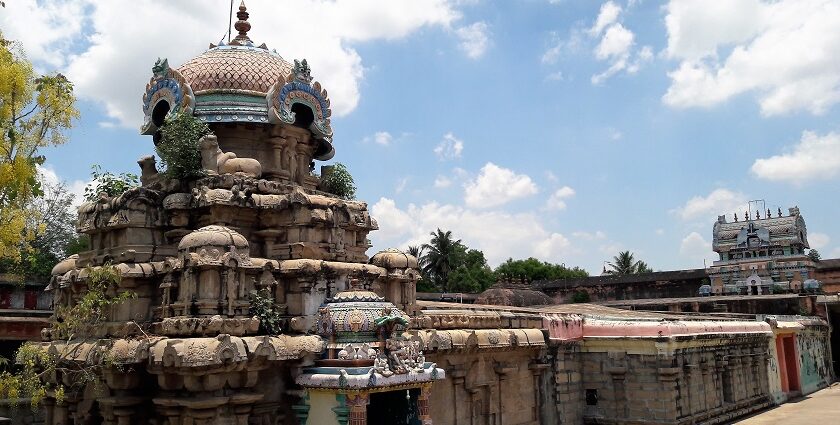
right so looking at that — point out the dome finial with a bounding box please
[231,0,252,45]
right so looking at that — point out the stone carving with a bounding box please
[137,155,160,186]
[199,134,262,178]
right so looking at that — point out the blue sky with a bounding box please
[4,0,840,273]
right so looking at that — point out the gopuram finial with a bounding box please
[231,0,252,45]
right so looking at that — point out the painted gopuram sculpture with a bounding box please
[40,3,436,424]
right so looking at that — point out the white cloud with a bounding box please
[655,228,665,236]
[366,131,393,146]
[663,0,840,115]
[572,231,606,240]
[395,177,409,194]
[673,188,748,222]
[544,186,575,211]
[680,231,714,265]
[455,21,490,59]
[370,198,573,266]
[433,175,452,188]
[594,23,634,60]
[464,163,538,208]
[589,1,622,37]
[609,129,623,140]
[585,1,652,84]
[809,232,830,250]
[434,132,464,160]
[2,0,464,128]
[37,164,91,209]
[0,0,87,69]
[545,171,559,183]
[751,131,840,184]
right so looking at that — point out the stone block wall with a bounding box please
[578,336,771,425]
[426,348,546,425]
[796,327,832,394]
[552,343,583,424]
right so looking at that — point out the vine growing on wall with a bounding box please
[155,111,212,181]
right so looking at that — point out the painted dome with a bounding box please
[316,280,409,349]
[177,46,292,95]
[139,1,334,160]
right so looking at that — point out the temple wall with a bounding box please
[796,326,832,394]
[426,348,545,425]
[552,342,583,425]
[578,336,771,425]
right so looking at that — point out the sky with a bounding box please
[3,0,840,274]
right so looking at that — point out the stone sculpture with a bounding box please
[199,134,262,178]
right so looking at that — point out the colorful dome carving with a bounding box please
[177,47,292,95]
[139,1,334,160]
[316,281,409,348]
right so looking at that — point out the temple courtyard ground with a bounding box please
[734,383,840,424]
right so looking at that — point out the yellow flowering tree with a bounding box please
[0,33,79,261]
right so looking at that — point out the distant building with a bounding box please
[0,273,51,360]
[710,206,815,295]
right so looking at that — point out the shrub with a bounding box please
[156,112,212,181]
[319,163,356,200]
[84,165,139,201]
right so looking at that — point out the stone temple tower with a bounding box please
[42,3,440,424]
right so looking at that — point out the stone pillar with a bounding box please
[418,384,433,425]
[346,393,368,425]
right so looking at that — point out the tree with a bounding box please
[421,229,463,292]
[156,112,212,181]
[448,248,495,293]
[606,251,652,275]
[406,245,423,259]
[0,179,79,281]
[0,33,79,261]
[808,249,821,262]
[494,257,588,282]
[320,163,356,200]
[635,260,653,274]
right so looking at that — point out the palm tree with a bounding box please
[421,229,462,292]
[406,245,424,260]
[606,251,651,275]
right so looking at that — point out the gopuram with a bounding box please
[37,3,832,425]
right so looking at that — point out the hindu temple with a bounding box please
[36,3,833,425]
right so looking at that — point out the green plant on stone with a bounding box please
[155,111,212,181]
[319,162,356,200]
[249,288,285,335]
[84,164,139,201]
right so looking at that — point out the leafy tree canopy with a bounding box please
[0,33,79,261]
[495,257,588,282]
[0,180,82,281]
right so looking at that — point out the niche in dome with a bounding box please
[291,103,314,128]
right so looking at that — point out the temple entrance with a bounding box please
[367,388,421,425]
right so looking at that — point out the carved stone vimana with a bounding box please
[41,3,435,424]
